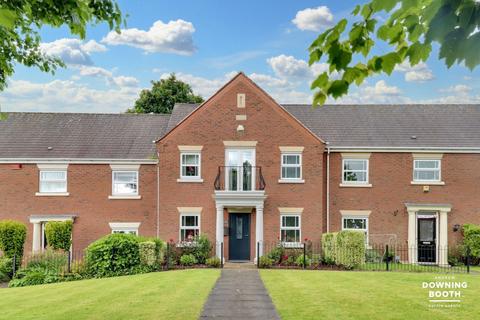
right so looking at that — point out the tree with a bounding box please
[0,0,124,91]
[128,74,204,114]
[308,0,480,105]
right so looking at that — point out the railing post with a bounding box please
[221,242,224,268]
[466,246,471,274]
[12,253,16,276]
[303,242,306,269]
[257,242,260,268]
[166,242,170,271]
[67,251,71,273]
[386,245,390,271]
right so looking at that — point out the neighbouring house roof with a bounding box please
[0,113,170,160]
[167,103,480,149]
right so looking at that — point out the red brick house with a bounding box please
[1,73,479,265]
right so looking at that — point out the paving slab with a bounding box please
[200,269,280,320]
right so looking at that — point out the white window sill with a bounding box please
[411,181,445,185]
[278,179,305,184]
[177,178,204,183]
[339,183,372,188]
[35,192,70,197]
[108,195,142,200]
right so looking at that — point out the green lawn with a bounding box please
[261,270,479,320]
[0,269,220,320]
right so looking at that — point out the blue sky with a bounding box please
[1,0,479,113]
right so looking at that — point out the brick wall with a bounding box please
[0,163,157,252]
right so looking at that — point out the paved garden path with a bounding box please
[200,269,280,320]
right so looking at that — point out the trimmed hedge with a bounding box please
[0,257,12,282]
[463,224,480,258]
[335,231,365,269]
[85,233,141,277]
[0,220,27,268]
[139,241,157,267]
[45,221,73,251]
[321,232,337,265]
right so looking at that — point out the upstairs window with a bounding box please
[40,171,67,193]
[413,159,441,182]
[281,154,302,180]
[180,153,201,179]
[112,171,138,195]
[342,159,368,184]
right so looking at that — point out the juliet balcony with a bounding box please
[214,165,266,191]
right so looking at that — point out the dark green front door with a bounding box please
[229,213,250,260]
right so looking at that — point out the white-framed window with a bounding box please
[413,159,441,182]
[39,170,67,193]
[342,159,369,184]
[180,152,201,179]
[112,171,138,195]
[281,153,302,180]
[180,214,200,241]
[109,222,140,235]
[342,216,369,244]
[280,215,301,244]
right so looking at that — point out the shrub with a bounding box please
[180,254,197,266]
[206,257,221,268]
[45,221,73,251]
[321,232,337,265]
[365,248,382,263]
[85,233,140,277]
[295,254,311,267]
[0,220,27,268]
[139,241,157,267]
[27,249,68,272]
[335,231,365,269]
[463,224,480,258]
[267,246,285,264]
[258,256,273,268]
[0,257,12,282]
[9,267,61,287]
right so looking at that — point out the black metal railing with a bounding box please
[257,241,476,273]
[214,166,266,191]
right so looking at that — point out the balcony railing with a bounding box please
[214,166,266,191]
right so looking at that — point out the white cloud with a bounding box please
[292,6,334,32]
[267,54,328,80]
[0,79,139,113]
[40,38,107,66]
[102,19,196,55]
[249,73,289,89]
[77,66,139,87]
[365,80,401,96]
[440,84,472,94]
[395,62,434,82]
[335,80,410,104]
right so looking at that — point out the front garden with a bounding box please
[0,219,222,288]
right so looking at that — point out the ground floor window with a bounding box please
[109,222,140,235]
[180,214,200,241]
[280,215,301,244]
[342,216,369,244]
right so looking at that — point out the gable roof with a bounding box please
[0,113,170,160]
[166,103,480,149]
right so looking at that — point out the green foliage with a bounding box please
[139,241,157,267]
[266,246,285,264]
[205,257,221,268]
[463,224,480,258]
[0,220,27,267]
[0,257,12,282]
[365,248,382,263]
[45,221,73,251]
[295,254,312,267]
[85,233,140,277]
[321,232,337,265]
[26,249,68,272]
[309,0,480,104]
[258,256,274,268]
[177,235,212,264]
[0,1,124,91]
[180,254,197,266]
[335,231,366,269]
[128,73,204,114]
[9,267,61,287]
